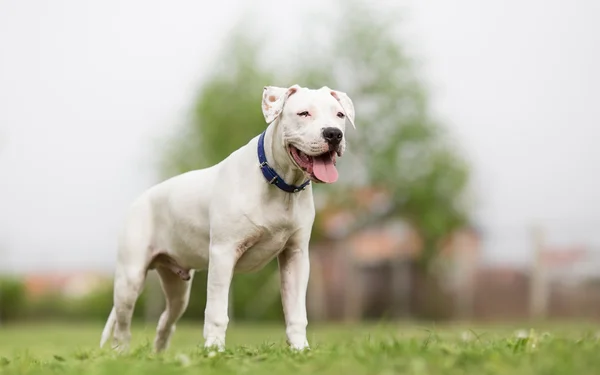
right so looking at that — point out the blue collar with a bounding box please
[257,131,310,193]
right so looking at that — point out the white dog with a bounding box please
[99,84,355,353]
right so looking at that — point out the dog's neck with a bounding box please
[262,120,308,187]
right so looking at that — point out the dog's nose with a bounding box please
[322,127,343,145]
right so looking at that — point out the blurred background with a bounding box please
[1,0,599,326]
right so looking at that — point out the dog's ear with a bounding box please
[261,85,300,124]
[329,89,356,129]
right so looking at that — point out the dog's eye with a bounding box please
[337,112,345,119]
[297,111,310,117]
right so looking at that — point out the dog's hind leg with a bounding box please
[108,203,154,352]
[153,265,194,352]
[101,256,147,351]
[111,261,147,352]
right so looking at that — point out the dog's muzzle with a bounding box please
[289,145,339,184]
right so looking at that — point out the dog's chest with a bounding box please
[234,224,294,273]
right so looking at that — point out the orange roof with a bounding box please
[23,272,109,298]
[349,225,421,263]
[318,187,393,237]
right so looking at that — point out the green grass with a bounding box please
[1,321,599,374]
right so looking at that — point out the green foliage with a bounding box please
[161,35,277,175]
[0,274,281,323]
[0,277,26,322]
[229,262,284,322]
[21,283,148,323]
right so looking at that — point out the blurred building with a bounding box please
[308,188,481,321]
[307,188,600,323]
[23,272,109,299]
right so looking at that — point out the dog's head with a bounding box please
[261,84,355,184]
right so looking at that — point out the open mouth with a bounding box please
[288,145,339,183]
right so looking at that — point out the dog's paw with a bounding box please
[110,343,130,354]
[287,337,310,352]
[204,337,225,352]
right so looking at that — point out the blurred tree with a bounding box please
[161,34,276,174]
[159,0,471,319]
[161,0,471,266]
[0,277,26,323]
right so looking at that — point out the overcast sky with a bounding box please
[1,0,599,273]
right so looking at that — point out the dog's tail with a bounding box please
[99,307,117,348]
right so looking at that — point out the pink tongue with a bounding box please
[312,153,338,183]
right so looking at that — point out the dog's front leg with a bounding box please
[278,247,310,351]
[203,244,236,351]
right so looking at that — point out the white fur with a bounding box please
[99,84,355,353]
